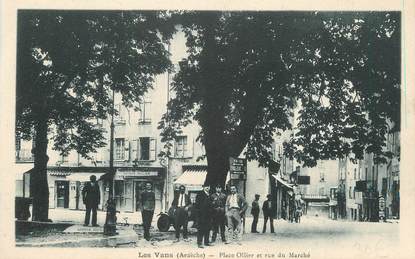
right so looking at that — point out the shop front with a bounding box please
[101,167,165,213]
[270,174,294,220]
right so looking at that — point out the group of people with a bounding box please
[81,175,285,248]
[81,175,156,241]
[172,184,248,248]
[250,194,276,233]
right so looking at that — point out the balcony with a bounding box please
[15,149,34,163]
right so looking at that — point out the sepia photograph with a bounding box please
[1,1,415,259]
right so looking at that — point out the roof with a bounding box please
[174,166,230,191]
[272,175,293,189]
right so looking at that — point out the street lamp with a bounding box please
[104,90,117,236]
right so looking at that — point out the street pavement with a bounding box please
[17,208,402,258]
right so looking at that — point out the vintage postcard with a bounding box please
[1,1,414,259]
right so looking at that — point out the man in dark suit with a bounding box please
[82,175,100,226]
[195,184,213,248]
[251,194,260,233]
[262,194,275,233]
[210,184,227,243]
[172,185,191,242]
[141,182,156,241]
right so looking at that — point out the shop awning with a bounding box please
[272,175,293,189]
[174,166,230,191]
[66,172,105,182]
[13,163,34,180]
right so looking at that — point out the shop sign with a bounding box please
[229,157,247,175]
[116,170,158,179]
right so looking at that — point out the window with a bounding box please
[349,187,352,199]
[320,171,325,182]
[354,168,357,180]
[140,137,150,160]
[353,189,356,199]
[138,100,151,124]
[114,104,126,124]
[175,136,188,158]
[365,167,368,180]
[61,154,69,163]
[115,138,125,160]
[132,137,156,161]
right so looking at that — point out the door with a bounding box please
[114,180,124,210]
[56,181,69,208]
[124,180,133,212]
[135,181,145,211]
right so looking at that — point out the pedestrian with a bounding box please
[195,184,213,248]
[82,175,100,227]
[294,198,302,223]
[141,182,155,241]
[262,194,275,233]
[171,185,191,242]
[210,184,227,243]
[251,194,260,233]
[225,185,247,245]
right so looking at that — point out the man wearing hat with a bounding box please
[172,185,191,242]
[195,184,213,248]
[251,194,260,233]
[82,175,100,227]
[210,184,227,243]
[262,194,275,233]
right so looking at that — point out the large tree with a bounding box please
[158,11,400,186]
[16,10,175,221]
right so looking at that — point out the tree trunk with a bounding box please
[30,114,50,222]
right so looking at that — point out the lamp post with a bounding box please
[104,90,117,235]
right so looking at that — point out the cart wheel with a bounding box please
[157,214,170,232]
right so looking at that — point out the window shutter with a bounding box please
[124,138,130,161]
[172,138,177,158]
[137,138,142,160]
[185,136,194,158]
[131,140,138,161]
[150,138,156,161]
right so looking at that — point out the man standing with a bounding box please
[141,182,155,241]
[195,184,213,248]
[210,185,227,243]
[262,194,275,233]
[82,175,100,227]
[225,185,247,245]
[251,194,260,233]
[172,185,191,242]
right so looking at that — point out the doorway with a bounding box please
[56,181,69,208]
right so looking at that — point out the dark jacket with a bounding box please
[262,200,274,217]
[141,191,156,211]
[82,182,100,207]
[172,192,191,208]
[195,191,212,223]
[211,192,226,208]
[251,200,260,216]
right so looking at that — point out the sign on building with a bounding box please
[229,157,247,180]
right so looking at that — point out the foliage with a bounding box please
[16,10,176,157]
[159,11,400,175]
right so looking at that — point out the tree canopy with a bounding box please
[16,10,176,221]
[158,11,400,185]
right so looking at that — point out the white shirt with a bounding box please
[178,194,185,207]
[229,194,239,208]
